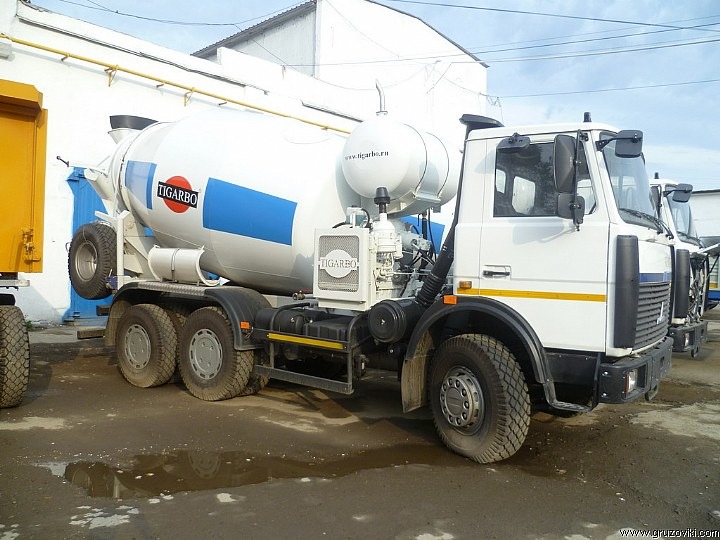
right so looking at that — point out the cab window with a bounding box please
[494,141,593,217]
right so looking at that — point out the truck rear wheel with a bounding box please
[429,334,530,463]
[116,304,177,388]
[0,306,30,408]
[179,306,252,401]
[68,223,116,300]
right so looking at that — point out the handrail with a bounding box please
[0,33,352,134]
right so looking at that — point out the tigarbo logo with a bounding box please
[319,249,358,279]
[158,176,198,213]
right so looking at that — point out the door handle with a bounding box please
[482,269,510,278]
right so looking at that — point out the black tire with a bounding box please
[68,223,116,300]
[429,334,530,463]
[238,350,270,396]
[116,304,177,388]
[0,306,30,408]
[178,306,252,401]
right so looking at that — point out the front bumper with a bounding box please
[668,319,708,355]
[598,337,673,404]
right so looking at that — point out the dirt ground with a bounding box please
[1,314,719,540]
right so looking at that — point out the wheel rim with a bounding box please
[188,329,223,380]
[75,241,98,281]
[439,366,484,430]
[124,323,151,370]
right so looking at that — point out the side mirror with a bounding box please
[671,183,693,203]
[614,130,643,158]
[557,193,585,225]
[553,134,576,193]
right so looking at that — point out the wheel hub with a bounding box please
[124,324,151,369]
[439,366,484,429]
[189,329,222,380]
[75,242,98,281]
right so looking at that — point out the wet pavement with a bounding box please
[1,314,719,539]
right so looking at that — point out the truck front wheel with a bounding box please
[429,334,530,463]
[179,306,252,401]
[0,305,30,408]
[116,304,177,388]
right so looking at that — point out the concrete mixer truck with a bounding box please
[69,106,676,463]
[651,175,710,357]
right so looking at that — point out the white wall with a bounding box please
[231,8,316,78]
[0,0,487,324]
[216,0,488,144]
[690,191,720,239]
[315,0,488,139]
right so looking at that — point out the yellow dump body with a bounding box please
[0,79,46,274]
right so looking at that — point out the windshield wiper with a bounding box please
[676,231,702,246]
[618,208,672,237]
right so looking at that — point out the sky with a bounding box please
[25,0,720,191]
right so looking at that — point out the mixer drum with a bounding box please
[114,108,358,294]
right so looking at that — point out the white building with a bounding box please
[0,0,488,324]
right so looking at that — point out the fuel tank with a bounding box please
[107,108,458,294]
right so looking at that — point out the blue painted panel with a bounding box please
[639,272,672,283]
[125,160,156,209]
[203,178,297,245]
[64,167,111,323]
[401,215,445,253]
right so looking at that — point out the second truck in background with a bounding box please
[651,175,710,357]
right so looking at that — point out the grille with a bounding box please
[317,235,360,292]
[634,281,671,350]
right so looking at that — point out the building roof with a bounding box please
[192,0,486,66]
[193,2,317,58]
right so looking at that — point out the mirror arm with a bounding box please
[596,132,641,151]
[595,138,612,151]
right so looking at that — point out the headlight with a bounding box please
[625,369,638,395]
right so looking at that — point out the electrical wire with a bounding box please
[500,77,720,99]
[31,0,304,27]
[27,0,720,102]
[31,0,720,68]
[381,0,720,34]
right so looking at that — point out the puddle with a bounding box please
[630,402,720,441]
[43,444,467,499]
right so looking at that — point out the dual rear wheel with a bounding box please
[115,304,266,400]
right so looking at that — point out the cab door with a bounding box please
[455,133,609,352]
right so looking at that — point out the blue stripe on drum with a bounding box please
[203,177,297,246]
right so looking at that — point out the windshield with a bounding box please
[601,133,657,229]
[667,195,700,243]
